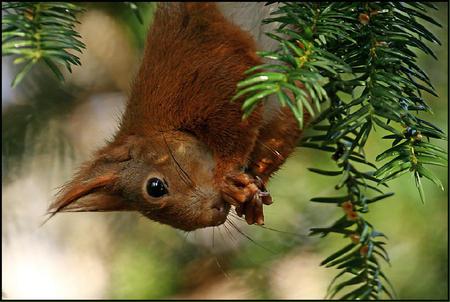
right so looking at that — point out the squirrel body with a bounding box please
[121,3,263,179]
[50,3,303,231]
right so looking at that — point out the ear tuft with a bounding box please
[48,173,118,218]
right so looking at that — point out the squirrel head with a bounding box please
[49,132,230,231]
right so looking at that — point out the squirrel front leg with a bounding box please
[230,105,311,222]
[247,106,310,183]
[186,102,273,225]
[186,101,263,182]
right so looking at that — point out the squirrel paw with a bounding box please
[221,173,272,225]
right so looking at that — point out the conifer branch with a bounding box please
[2,2,146,87]
[2,2,85,87]
[235,2,446,299]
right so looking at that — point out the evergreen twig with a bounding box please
[2,2,85,87]
[235,2,446,299]
[1,2,147,86]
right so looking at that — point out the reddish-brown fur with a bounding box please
[49,3,305,230]
[118,3,263,180]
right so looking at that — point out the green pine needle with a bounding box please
[2,2,86,87]
[234,1,446,300]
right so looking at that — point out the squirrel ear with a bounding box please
[48,172,132,221]
[47,139,138,221]
[50,173,120,213]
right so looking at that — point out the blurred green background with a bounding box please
[2,2,447,299]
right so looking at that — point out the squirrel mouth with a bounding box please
[210,200,231,225]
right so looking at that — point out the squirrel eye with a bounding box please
[146,177,168,198]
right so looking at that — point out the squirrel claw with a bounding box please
[221,172,272,225]
[254,176,272,205]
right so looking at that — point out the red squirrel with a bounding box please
[49,3,304,231]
